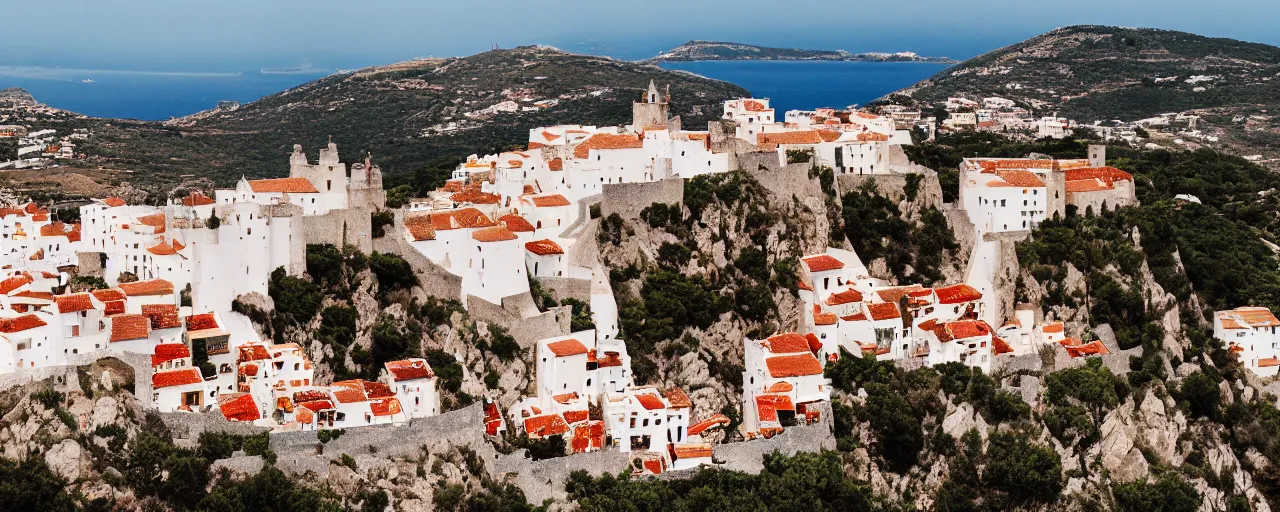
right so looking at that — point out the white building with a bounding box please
[384,358,441,419]
[1215,307,1280,377]
[741,333,829,438]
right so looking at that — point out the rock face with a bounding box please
[45,439,85,481]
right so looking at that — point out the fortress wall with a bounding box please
[599,178,684,221]
[299,208,375,255]
[371,233,463,301]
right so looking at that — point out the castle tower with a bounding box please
[632,79,670,128]
[1088,144,1107,169]
[1045,160,1067,220]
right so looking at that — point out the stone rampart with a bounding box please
[466,293,567,348]
[600,178,684,221]
[300,207,375,255]
[0,352,153,407]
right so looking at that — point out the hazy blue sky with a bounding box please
[6,0,1279,71]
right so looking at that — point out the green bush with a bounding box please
[1178,371,1222,419]
[30,389,64,409]
[983,431,1063,504]
[1112,474,1201,512]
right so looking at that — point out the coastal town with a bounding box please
[0,78,1271,483]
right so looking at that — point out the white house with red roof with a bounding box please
[960,165,1049,234]
[723,98,778,140]
[217,143,352,216]
[464,225,527,306]
[153,367,213,413]
[741,333,830,438]
[518,193,573,238]
[919,319,1011,373]
[384,358,440,419]
[525,239,565,278]
[1215,307,1280,377]
[601,385,692,455]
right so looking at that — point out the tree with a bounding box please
[1112,474,1200,512]
[1179,371,1222,420]
[983,431,1063,504]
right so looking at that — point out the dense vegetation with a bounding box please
[839,181,959,285]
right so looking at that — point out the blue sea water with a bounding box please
[1,60,949,121]
[659,60,949,113]
[0,68,325,121]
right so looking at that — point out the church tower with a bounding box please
[632,79,670,128]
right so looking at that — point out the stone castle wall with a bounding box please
[600,178,684,221]
[300,207,375,255]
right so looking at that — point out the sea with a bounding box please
[659,61,948,113]
[0,61,948,121]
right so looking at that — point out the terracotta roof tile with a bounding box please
[764,354,824,378]
[525,239,564,256]
[0,275,32,295]
[1259,357,1280,368]
[152,343,191,366]
[635,391,666,410]
[219,393,260,422]
[867,302,900,321]
[331,386,366,404]
[0,314,47,333]
[1064,340,1110,358]
[935,284,982,304]
[403,216,436,241]
[945,320,991,341]
[186,313,219,331]
[664,388,692,409]
[370,397,403,417]
[142,304,181,329]
[765,333,812,354]
[993,336,1014,355]
[673,443,714,459]
[524,413,570,437]
[812,305,837,326]
[109,314,150,342]
[450,190,501,205]
[91,289,126,302]
[1042,322,1064,333]
[825,289,863,306]
[430,208,494,231]
[55,293,95,313]
[118,279,174,297]
[146,241,178,256]
[528,194,571,208]
[756,130,822,150]
[989,170,1046,188]
[499,214,535,233]
[573,133,643,159]
[152,368,203,389]
[182,192,216,207]
[801,255,844,273]
[546,337,588,357]
[248,177,319,194]
[385,359,434,381]
[104,198,126,207]
[297,400,334,412]
[547,157,564,171]
[137,213,166,233]
[471,226,517,243]
[237,344,271,362]
[688,414,731,436]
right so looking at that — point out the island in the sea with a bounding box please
[646,40,958,64]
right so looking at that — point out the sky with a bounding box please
[4,0,1279,72]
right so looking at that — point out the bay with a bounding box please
[659,60,949,113]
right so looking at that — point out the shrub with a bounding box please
[317,429,344,444]
[371,210,395,238]
[30,389,64,409]
[983,431,1063,504]
[1179,371,1222,419]
[369,251,418,293]
[1112,474,1201,512]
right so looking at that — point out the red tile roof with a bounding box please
[673,444,713,459]
[385,359,434,381]
[55,293,95,313]
[109,314,150,342]
[525,239,564,256]
[141,304,181,329]
[765,354,824,378]
[935,284,982,305]
[801,255,844,273]
[104,198,126,207]
[370,398,403,417]
[825,289,863,306]
[744,99,767,112]
[765,333,813,354]
[237,344,271,362]
[1259,357,1280,368]
[430,208,495,231]
[137,213,167,233]
[546,338,588,357]
[757,130,823,150]
[867,302,901,321]
[451,190,501,205]
[297,399,335,412]
[547,158,564,171]
[0,314,47,333]
[635,391,666,410]
[1042,322,1064,333]
[91,289,126,302]
[403,216,436,241]
[152,368,203,389]
[573,133,643,159]
[812,306,837,326]
[570,420,604,453]
[664,388,692,409]
[1064,340,1111,358]
[186,313,219,331]
[992,336,1014,355]
[499,214,535,233]
[331,386,366,404]
[524,413,570,437]
[118,279,174,297]
[146,241,178,256]
[152,343,191,366]
[989,170,1046,188]
[219,393,261,422]
[945,320,991,341]
[182,192,216,207]
[248,177,318,194]
[688,413,731,436]
[0,275,32,295]
[471,226,518,242]
[528,194,571,208]
[1065,179,1111,193]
